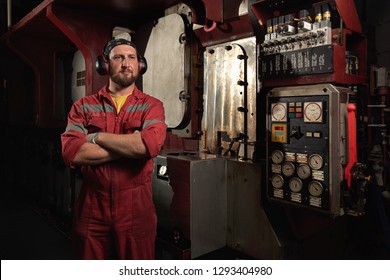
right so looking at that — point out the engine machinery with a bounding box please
[150,0,389,259]
[254,0,374,218]
[1,0,389,260]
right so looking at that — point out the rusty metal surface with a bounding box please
[202,36,257,159]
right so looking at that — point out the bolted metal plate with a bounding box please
[202,37,257,158]
[143,13,189,128]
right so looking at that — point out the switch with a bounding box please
[291,126,303,139]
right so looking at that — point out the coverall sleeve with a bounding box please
[140,97,167,158]
[61,100,88,168]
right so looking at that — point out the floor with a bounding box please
[0,187,246,260]
[1,186,389,260]
[0,188,73,260]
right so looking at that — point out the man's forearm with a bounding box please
[93,132,148,158]
[72,142,121,166]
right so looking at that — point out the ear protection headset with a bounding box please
[95,38,147,75]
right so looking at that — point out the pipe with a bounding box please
[204,19,217,32]
[7,0,12,29]
[345,104,358,189]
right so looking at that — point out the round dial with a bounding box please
[271,174,284,189]
[271,150,284,164]
[308,154,323,170]
[282,162,295,177]
[308,181,324,197]
[271,103,287,122]
[304,102,323,122]
[158,165,167,176]
[297,164,311,179]
[289,177,303,192]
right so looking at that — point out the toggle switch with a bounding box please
[291,126,303,139]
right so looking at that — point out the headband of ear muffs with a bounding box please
[95,38,147,76]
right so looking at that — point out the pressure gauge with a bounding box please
[308,154,323,170]
[158,165,168,176]
[297,164,311,179]
[304,101,323,122]
[271,174,284,189]
[282,162,295,177]
[271,150,284,164]
[289,177,303,192]
[308,180,324,197]
[271,102,287,122]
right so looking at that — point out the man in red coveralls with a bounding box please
[61,35,166,259]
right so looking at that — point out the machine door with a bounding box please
[142,13,191,131]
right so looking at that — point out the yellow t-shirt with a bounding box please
[110,94,130,113]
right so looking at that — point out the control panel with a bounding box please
[260,6,333,78]
[251,0,367,87]
[266,84,354,216]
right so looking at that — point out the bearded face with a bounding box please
[108,44,140,88]
[109,66,139,87]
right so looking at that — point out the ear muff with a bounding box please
[138,56,147,75]
[95,55,109,75]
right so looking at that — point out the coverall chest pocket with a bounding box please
[123,119,142,134]
[86,116,106,133]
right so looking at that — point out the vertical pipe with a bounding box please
[378,87,389,188]
[345,103,357,189]
[7,0,12,29]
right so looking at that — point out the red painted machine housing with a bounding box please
[251,0,367,88]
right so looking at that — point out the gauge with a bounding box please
[271,102,287,122]
[158,165,168,176]
[303,101,323,122]
[271,150,284,164]
[271,174,284,189]
[308,154,323,170]
[297,164,311,179]
[289,177,303,192]
[282,162,295,177]
[308,181,324,197]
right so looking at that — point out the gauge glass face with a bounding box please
[158,165,167,176]
[271,174,284,189]
[308,154,323,170]
[289,177,303,192]
[271,102,287,122]
[271,150,284,164]
[304,101,323,122]
[308,181,323,197]
[297,164,311,179]
[282,162,295,177]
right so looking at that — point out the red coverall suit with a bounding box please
[61,86,166,259]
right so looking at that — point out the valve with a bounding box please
[343,104,371,216]
[350,163,371,215]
